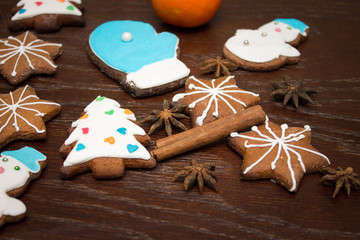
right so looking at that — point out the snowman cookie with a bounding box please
[224,29,301,71]
[0,147,46,227]
[59,96,156,179]
[258,18,309,46]
[86,20,190,98]
[8,0,85,33]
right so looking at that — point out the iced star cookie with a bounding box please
[172,76,260,127]
[8,0,85,33]
[223,29,301,71]
[0,31,62,85]
[0,85,61,148]
[258,18,309,46]
[228,117,330,192]
[86,20,190,98]
[0,147,46,227]
[59,96,156,179]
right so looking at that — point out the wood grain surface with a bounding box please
[1,0,360,239]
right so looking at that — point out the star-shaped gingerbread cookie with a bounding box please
[0,85,61,148]
[228,117,330,192]
[0,31,62,85]
[172,76,260,127]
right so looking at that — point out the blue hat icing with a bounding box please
[274,18,309,34]
[89,20,179,73]
[2,147,46,173]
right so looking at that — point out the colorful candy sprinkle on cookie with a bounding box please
[123,109,133,115]
[104,136,115,145]
[82,127,89,134]
[105,110,114,115]
[76,143,86,151]
[127,144,139,153]
[117,128,127,135]
[96,96,105,101]
[79,114,88,120]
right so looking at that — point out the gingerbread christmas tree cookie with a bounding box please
[228,117,330,192]
[172,76,260,127]
[0,31,62,85]
[8,0,85,33]
[0,85,61,148]
[59,96,156,179]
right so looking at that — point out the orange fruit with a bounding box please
[151,0,222,28]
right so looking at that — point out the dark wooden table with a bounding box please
[1,0,359,239]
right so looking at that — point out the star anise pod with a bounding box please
[320,166,360,198]
[200,56,238,78]
[173,160,217,193]
[270,76,317,108]
[141,99,189,136]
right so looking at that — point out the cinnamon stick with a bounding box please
[152,105,266,161]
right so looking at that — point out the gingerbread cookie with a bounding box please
[0,147,46,227]
[87,20,190,98]
[258,18,309,46]
[0,31,62,85]
[8,0,85,33]
[0,85,61,148]
[228,117,330,192]
[223,29,301,71]
[172,76,260,127]
[59,96,156,179]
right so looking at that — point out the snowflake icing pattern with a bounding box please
[173,76,259,126]
[230,117,330,191]
[0,85,60,134]
[0,31,61,78]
